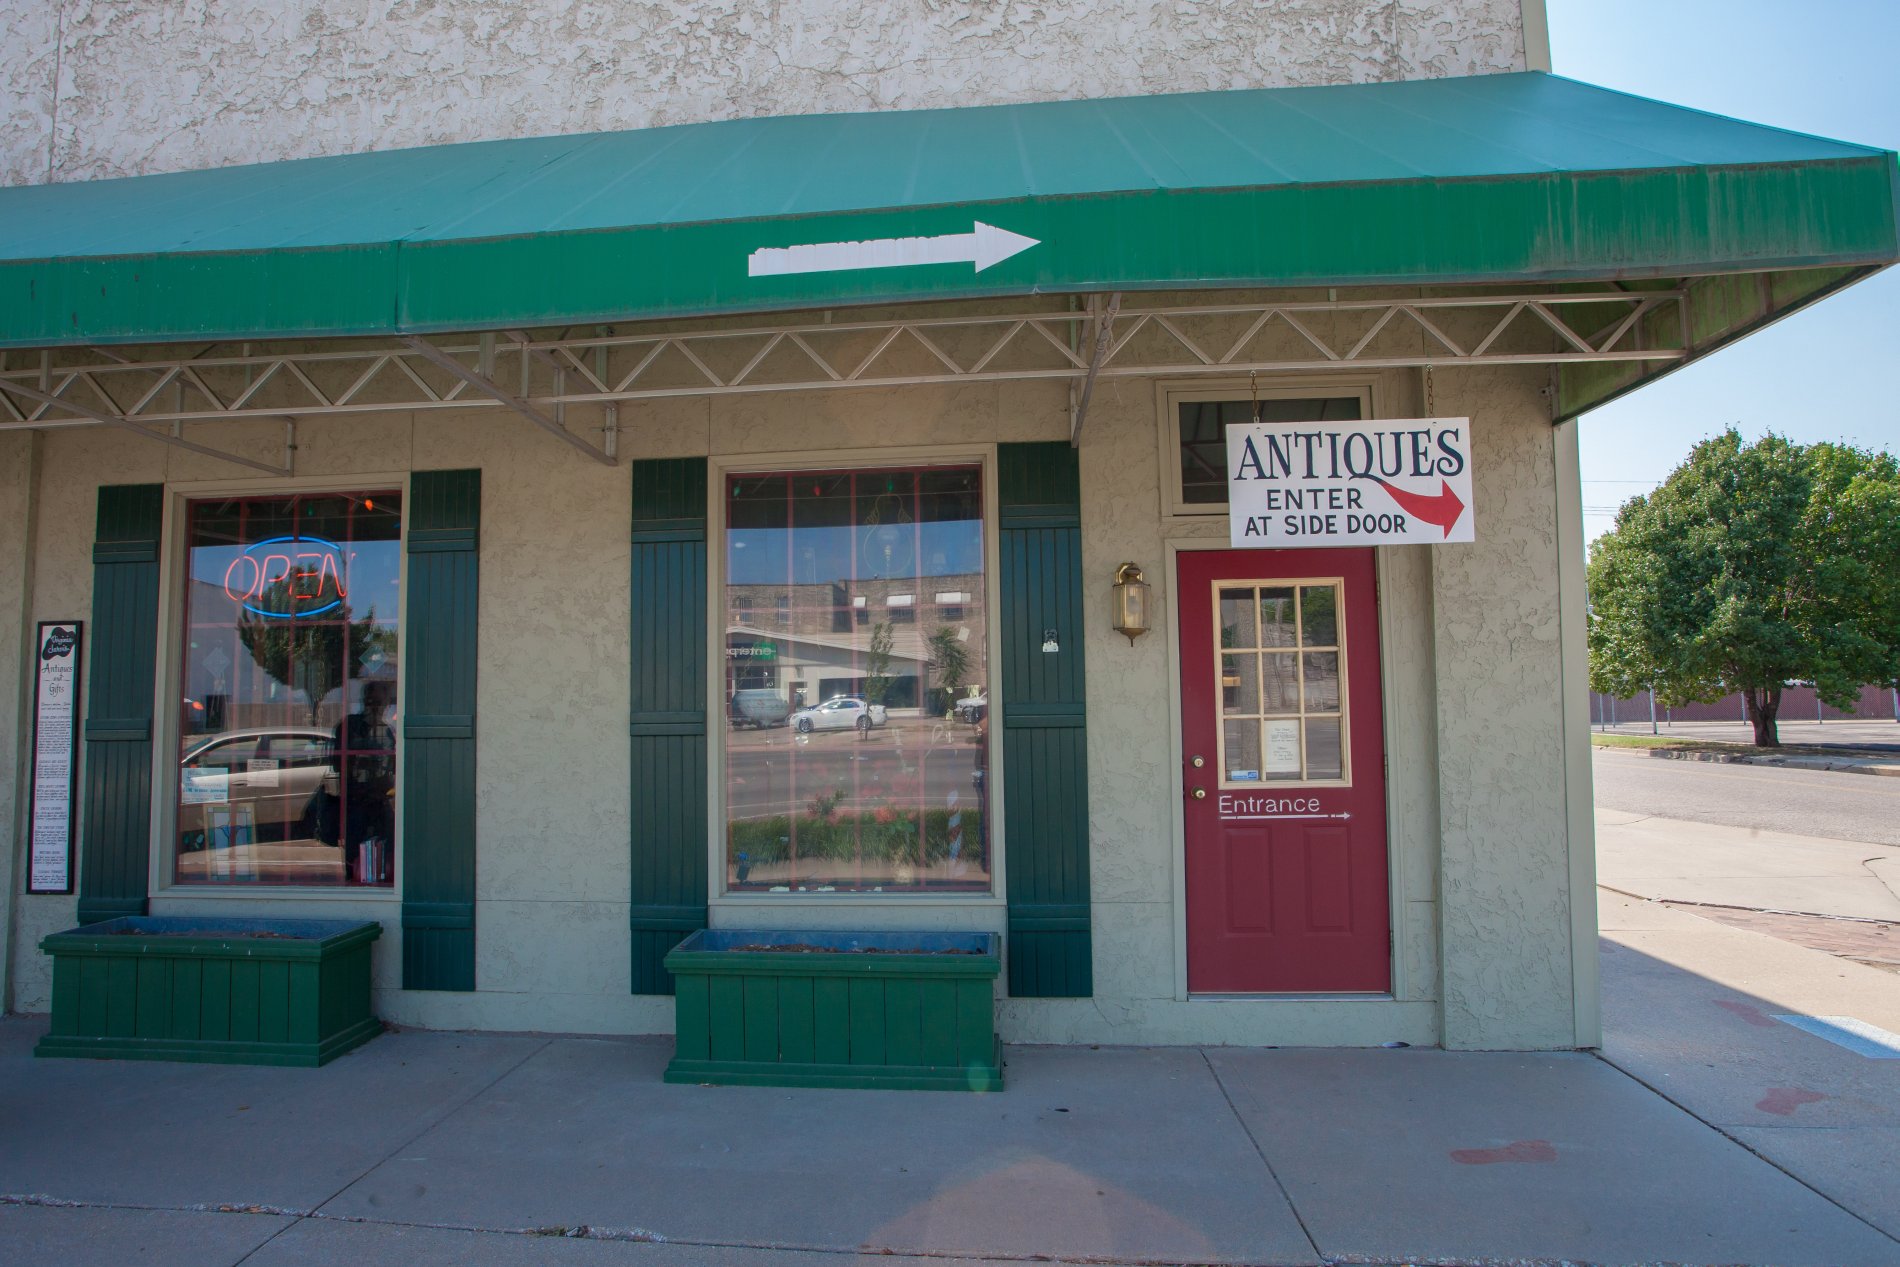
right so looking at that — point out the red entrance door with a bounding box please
[1179,548,1390,993]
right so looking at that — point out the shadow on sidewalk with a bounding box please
[1598,923,1900,1246]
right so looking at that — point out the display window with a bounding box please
[173,491,401,887]
[723,464,990,895]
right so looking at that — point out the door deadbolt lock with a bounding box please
[1190,755,1205,768]
[1192,788,1207,799]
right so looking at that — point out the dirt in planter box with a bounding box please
[107,929,304,939]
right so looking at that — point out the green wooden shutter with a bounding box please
[997,443,1093,997]
[77,484,164,925]
[629,458,709,995]
[402,470,480,991]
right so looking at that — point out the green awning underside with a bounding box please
[2,70,1894,417]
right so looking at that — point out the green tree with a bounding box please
[862,620,897,707]
[237,579,382,725]
[926,624,971,715]
[1587,430,1898,746]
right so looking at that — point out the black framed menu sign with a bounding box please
[28,621,82,895]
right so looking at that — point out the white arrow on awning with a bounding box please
[747,221,1040,278]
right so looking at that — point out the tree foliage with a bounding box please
[926,624,971,714]
[1587,430,1899,746]
[862,620,898,707]
[237,579,383,725]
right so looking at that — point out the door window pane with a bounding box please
[724,465,990,895]
[1211,579,1349,785]
[1300,585,1337,647]
[175,491,400,887]
[1223,721,1262,782]
[1304,717,1344,780]
[1261,653,1300,714]
[1221,654,1258,716]
[1218,589,1256,649]
[1258,588,1297,646]
[1301,652,1340,712]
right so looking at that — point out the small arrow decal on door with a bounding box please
[747,222,1041,277]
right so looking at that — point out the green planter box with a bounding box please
[664,930,1003,1091]
[37,916,383,1067]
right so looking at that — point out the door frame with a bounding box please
[1162,537,1412,1002]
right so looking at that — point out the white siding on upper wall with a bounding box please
[2,0,1529,187]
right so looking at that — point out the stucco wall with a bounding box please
[2,0,1530,187]
[1429,366,1584,1049]
[0,307,1588,1050]
[0,432,41,1008]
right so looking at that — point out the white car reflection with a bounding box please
[179,727,334,843]
[788,696,889,734]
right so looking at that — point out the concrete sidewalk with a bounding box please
[1598,807,1900,921]
[1600,890,1900,1245]
[4,1011,1898,1267]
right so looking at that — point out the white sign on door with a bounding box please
[1227,418,1475,548]
[28,621,82,895]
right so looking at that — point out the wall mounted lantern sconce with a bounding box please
[1111,562,1151,645]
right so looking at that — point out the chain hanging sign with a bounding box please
[1227,417,1475,548]
[28,621,83,894]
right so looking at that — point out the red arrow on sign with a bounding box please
[1367,477,1466,537]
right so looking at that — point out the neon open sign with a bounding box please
[222,536,352,618]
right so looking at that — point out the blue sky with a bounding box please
[1545,0,1899,541]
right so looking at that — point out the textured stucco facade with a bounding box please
[3,0,1532,187]
[0,292,1595,1049]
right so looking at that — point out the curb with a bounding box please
[1619,747,1900,777]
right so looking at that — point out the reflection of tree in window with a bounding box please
[237,582,382,726]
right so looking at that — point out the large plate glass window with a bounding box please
[723,465,989,894]
[174,492,401,887]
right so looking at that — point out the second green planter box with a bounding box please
[664,930,1002,1091]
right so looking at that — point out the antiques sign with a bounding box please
[28,621,82,894]
[1227,418,1475,547]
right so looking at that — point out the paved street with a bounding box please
[724,718,982,818]
[1594,745,1900,846]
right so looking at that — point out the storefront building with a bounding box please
[2,3,1895,1052]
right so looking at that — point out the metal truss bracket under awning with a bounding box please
[0,288,1707,472]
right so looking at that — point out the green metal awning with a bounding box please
[2,70,1895,382]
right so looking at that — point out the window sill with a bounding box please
[713,894,1004,908]
[152,884,400,903]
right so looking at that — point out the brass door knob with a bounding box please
[1190,756,1205,768]
[1192,788,1207,800]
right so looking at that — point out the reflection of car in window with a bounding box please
[728,688,793,729]
[178,728,335,847]
[787,696,889,734]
